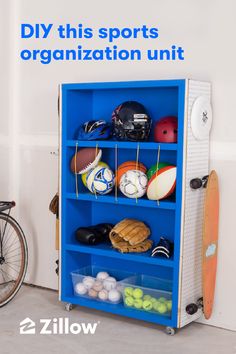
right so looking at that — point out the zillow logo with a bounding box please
[20,317,36,334]
[19,317,100,335]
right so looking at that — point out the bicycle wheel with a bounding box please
[0,213,28,307]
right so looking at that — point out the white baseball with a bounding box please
[93,280,104,292]
[108,289,121,303]
[103,277,117,291]
[98,289,108,301]
[83,276,95,289]
[96,271,109,281]
[75,282,87,295]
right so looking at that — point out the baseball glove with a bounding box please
[109,219,152,253]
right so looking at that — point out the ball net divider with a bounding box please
[156,144,161,206]
[94,143,98,200]
[75,142,79,199]
[135,143,140,204]
[115,144,118,202]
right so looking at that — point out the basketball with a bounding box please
[70,148,102,175]
[147,165,176,200]
[86,166,115,195]
[116,161,147,186]
[81,161,109,187]
[119,170,148,199]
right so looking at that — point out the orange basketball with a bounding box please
[116,161,147,185]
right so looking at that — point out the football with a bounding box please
[70,148,102,174]
[119,170,148,198]
[147,165,176,200]
[86,166,115,195]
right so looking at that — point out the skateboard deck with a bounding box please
[202,170,219,319]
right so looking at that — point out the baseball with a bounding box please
[103,277,117,291]
[96,271,109,281]
[108,289,121,303]
[75,282,87,295]
[82,276,95,289]
[98,289,108,301]
[88,288,98,298]
[93,280,104,292]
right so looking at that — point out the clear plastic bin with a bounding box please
[120,274,172,316]
[71,266,134,304]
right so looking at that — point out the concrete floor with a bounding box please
[0,286,235,354]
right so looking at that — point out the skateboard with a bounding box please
[186,170,219,319]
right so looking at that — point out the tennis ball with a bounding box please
[125,296,134,307]
[143,294,151,301]
[153,301,161,312]
[158,297,167,303]
[156,302,167,314]
[142,300,153,311]
[124,287,134,297]
[133,288,143,299]
[150,297,157,304]
[133,299,143,309]
[166,300,172,311]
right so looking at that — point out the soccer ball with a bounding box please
[119,170,148,198]
[86,166,115,195]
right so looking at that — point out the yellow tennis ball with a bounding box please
[142,300,153,311]
[156,302,167,314]
[166,300,172,311]
[81,161,109,187]
[124,296,134,307]
[143,294,151,301]
[133,299,143,309]
[133,288,143,299]
[124,287,133,297]
[158,297,167,303]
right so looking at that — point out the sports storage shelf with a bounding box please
[65,243,174,267]
[66,192,176,210]
[66,139,178,151]
[60,79,211,333]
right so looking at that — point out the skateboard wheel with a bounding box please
[186,303,198,315]
[190,178,203,189]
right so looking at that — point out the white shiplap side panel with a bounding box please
[178,80,211,328]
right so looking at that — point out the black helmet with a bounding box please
[112,101,151,141]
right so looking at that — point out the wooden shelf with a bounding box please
[66,140,178,151]
[66,192,176,210]
[65,243,174,268]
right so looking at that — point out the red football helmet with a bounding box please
[154,116,178,143]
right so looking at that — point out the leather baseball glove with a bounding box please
[109,219,152,253]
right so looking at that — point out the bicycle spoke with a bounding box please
[4,245,21,258]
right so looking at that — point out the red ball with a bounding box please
[154,116,178,143]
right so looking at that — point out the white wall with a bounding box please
[5,0,236,330]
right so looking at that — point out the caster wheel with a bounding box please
[65,303,73,312]
[165,326,176,336]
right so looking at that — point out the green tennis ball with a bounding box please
[150,297,157,304]
[156,302,167,314]
[124,296,134,307]
[153,301,161,312]
[147,162,169,180]
[133,299,143,309]
[142,300,153,311]
[143,294,151,301]
[166,300,172,311]
[133,288,143,299]
[158,297,167,303]
[124,287,134,297]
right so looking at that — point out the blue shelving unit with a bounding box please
[60,80,187,331]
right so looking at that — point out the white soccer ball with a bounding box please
[86,166,115,195]
[119,170,148,198]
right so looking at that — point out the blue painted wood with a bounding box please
[66,192,176,210]
[61,79,186,329]
[65,243,174,267]
[66,140,177,151]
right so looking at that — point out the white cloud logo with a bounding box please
[19,317,36,334]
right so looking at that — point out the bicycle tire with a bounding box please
[0,213,28,307]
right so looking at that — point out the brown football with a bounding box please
[70,148,102,174]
